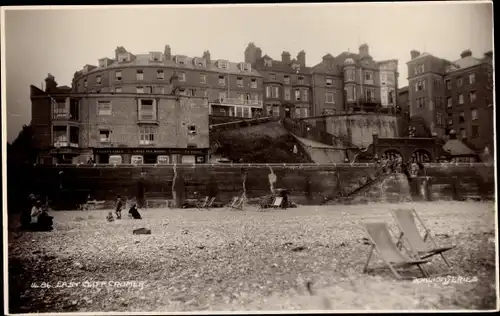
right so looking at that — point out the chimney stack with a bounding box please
[297,50,306,67]
[44,73,57,93]
[460,49,472,59]
[256,47,262,60]
[281,51,291,64]
[203,50,211,63]
[164,45,172,59]
[359,44,369,57]
[410,50,421,59]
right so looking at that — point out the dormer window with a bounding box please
[83,65,90,74]
[194,58,206,67]
[264,59,273,67]
[96,76,102,85]
[175,56,186,65]
[149,52,163,62]
[98,59,109,68]
[238,62,251,72]
[218,60,229,69]
[291,63,300,71]
[117,53,130,63]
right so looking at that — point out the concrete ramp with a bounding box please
[292,134,347,164]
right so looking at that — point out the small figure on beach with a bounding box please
[128,204,142,220]
[106,211,114,222]
[115,196,123,219]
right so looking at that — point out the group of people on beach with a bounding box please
[106,196,142,222]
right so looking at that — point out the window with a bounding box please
[188,125,197,135]
[84,80,88,88]
[468,73,475,85]
[272,86,279,98]
[447,97,452,108]
[472,125,479,138]
[115,87,122,93]
[458,93,464,105]
[436,113,444,126]
[459,112,465,123]
[138,99,157,121]
[266,86,271,98]
[469,90,476,103]
[145,86,152,94]
[364,71,373,81]
[97,100,112,116]
[270,73,277,81]
[295,89,301,101]
[460,128,466,139]
[136,70,144,81]
[365,88,374,101]
[131,155,144,164]
[218,76,225,86]
[326,78,333,86]
[295,108,301,118]
[345,69,355,81]
[157,86,164,94]
[139,126,156,145]
[251,78,257,88]
[264,59,272,67]
[457,77,463,87]
[115,71,122,81]
[387,72,395,83]
[284,88,291,101]
[99,130,110,142]
[237,77,243,87]
[445,79,451,90]
[303,108,309,118]
[176,56,186,65]
[136,86,144,94]
[298,76,304,84]
[419,64,425,73]
[178,73,186,82]
[200,74,206,84]
[157,155,169,164]
[346,86,356,101]
[157,70,164,80]
[150,52,163,62]
[194,58,206,67]
[284,75,290,84]
[53,126,67,146]
[303,89,308,102]
[96,76,101,85]
[416,79,425,91]
[471,109,478,120]
[325,92,335,103]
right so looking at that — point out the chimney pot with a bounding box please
[410,50,420,59]
[460,49,472,59]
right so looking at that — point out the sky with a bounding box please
[2,2,493,143]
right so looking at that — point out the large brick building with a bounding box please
[244,43,399,118]
[406,49,494,153]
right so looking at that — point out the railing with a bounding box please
[282,118,362,149]
[53,141,79,148]
[52,110,79,121]
[210,98,263,107]
[209,116,279,132]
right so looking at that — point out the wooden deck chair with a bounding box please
[196,196,209,209]
[258,195,275,211]
[226,196,238,210]
[272,196,284,209]
[231,193,245,210]
[361,222,431,280]
[390,208,455,271]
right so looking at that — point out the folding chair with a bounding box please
[228,193,245,211]
[198,197,216,210]
[390,208,455,272]
[195,196,209,209]
[258,195,275,211]
[272,196,284,209]
[226,196,238,210]
[361,222,431,280]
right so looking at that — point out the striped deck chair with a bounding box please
[362,222,431,280]
[258,195,275,211]
[390,208,455,273]
[228,193,245,211]
[195,196,210,209]
[198,197,216,210]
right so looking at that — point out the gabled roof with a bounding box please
[452,56,482,69]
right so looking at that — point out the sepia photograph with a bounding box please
[1,2,497,313]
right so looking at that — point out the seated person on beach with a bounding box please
[128,204,142,219]
[30,200,53,231]
[106,211,114,222]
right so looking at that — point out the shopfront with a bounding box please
[94,148,209,165]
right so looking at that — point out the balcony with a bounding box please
[53,141,80,149]
[210,97,263,108]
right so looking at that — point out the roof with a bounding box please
[254,56,312,75]
[85,54,263,77]
[442,139,476,156]
[398,86,409,92]
[451,56,482,70]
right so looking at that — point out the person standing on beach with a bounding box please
[115,196,123,219]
